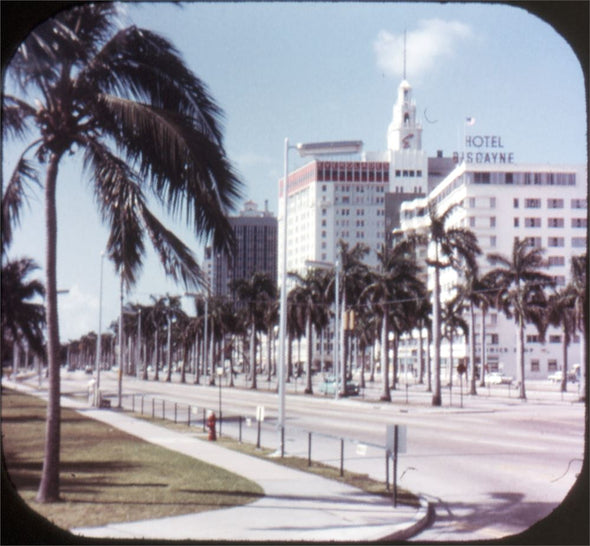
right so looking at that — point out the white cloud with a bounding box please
[374,19,473,80]
[58,284,99,341]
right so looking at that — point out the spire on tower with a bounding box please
[403,29,407,80]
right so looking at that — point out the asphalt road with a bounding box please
[59,369,586,542]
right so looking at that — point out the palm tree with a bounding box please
[546,287,576,393]
[487,238,552,400]
[1,257,46,362]
[289,268,331,394]
[569,254,587,401]
[232,273,277,389]
[362,241,425,401]
[424,203,481,407]
[441,292,469,390]
[3,4,243,502]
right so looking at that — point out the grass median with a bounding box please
[1,388,263,531]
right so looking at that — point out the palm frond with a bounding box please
[2,95,37,139]
[94,95,240,254]
[2,156,41,254]
[81,25,224,143]
[140,206,204,290]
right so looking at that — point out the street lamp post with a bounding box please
[305,253,342,400]
[216,366,223,436]
[94,251,105,406]
[278,138,362,456]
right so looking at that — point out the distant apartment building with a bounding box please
[398,161,587,381]
[206,200,277,299]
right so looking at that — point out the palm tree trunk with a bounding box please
[426,325,432,392]
[249,323,257,389]
[479,308,487,387]
[418,321,425,384]
[37,152,62,503]
[380,313,391,401]
[517,315,526,399]
[469,303,477,395]
[561,331,569,393]
[305,315,313,394]
[392,332,399,391]
[432,264,442,406]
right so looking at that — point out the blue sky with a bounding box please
[3,2,587,341]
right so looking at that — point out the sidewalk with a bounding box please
[5,378,432,542]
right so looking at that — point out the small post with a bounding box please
[340,438,344,477]
[151,397,155,418]
[256,419,262,448]
[174,402,178,423]
[280,426,285,458]
[187,405,191,426]
[162,399,165,420]
[393,425,399,507]
[385,450,390,491]
[308,432,312,467]
[203,408,207,432]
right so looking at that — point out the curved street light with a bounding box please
[278,138,363,456]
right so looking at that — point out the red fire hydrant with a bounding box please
[207,412,217,441]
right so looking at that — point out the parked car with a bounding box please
[548,370,578,383]
[487,372,513,385]
[318,376,360,396]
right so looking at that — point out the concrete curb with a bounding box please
[379,497,435,541]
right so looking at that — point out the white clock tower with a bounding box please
[387,79,423,152]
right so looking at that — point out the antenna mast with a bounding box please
[403,29,407,80]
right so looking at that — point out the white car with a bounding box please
[487,372,513,385]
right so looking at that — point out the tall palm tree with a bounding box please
[1,257,46,361]
[362,241,425,401]
[289,268,331,394]
[569,254,587,401]
[546,287,576,393]
[441,292,469,389]
[232,273,277,390]
[487,238,552,400]
[3,4,242,502]
[424,203,480,407]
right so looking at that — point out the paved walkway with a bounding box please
[5,378,431,542]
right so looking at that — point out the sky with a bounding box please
[2,1,587,342]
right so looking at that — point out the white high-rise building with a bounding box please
[278,78,433,280]
[398,161,587,382]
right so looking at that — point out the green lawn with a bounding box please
[1,389,263,531]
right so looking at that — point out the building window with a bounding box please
[490,217,496,228]
[490,197,496,208]
[548,218,564,228]
[469,217,476,227]
[513,198,519,208]
[548,360,558,372]
[395,170,401,177]
[548,237,565,247]
[474,172,491,183]
[514,218,519,227]
[547,198,564,209]
[527,335,540,343]
[525,198,541,208]
[524,217,541,228]
[548,256,565,266]
[505,172,513,184]
[490,334,499,345]
[531,360,540,372]
[571,199,587,209]
[490,236,497,247]
[572,218,587,228]
[572,237,586,248]
[525,237,542,248]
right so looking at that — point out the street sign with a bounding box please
[256,405,265,422]
[386,424,407,453]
